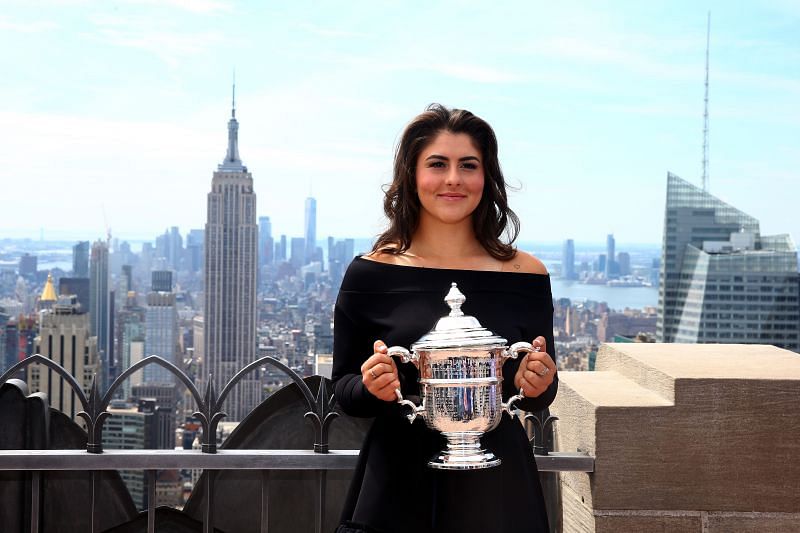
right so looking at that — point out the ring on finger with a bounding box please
[370,368,378,380]
[537,366,551,377]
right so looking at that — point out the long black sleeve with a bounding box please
[331,294,401,418]
[501,295,558,413]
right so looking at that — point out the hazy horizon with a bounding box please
[0,234,664,251]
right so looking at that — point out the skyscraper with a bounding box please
[59,277,90,314]
[151,271,173,293]
[290,237,306,270]
[186,229,205,274]
[167,226,183,271]
[6,315,36,379]
[72,241,90,277]
[328,237,356,288]
[657,173,799,352]
[203,90,259,422]
[276,235,287,263]
[596,254,607,275]
[144,271,177,384]
[617,252,631,277]
[154,227,183,271]
[155,232,169,264]
[258,216,273,267]
[29,295,100,421]
[562,239,576,280]
[0,308,10,374]
[90,240,112,389]
[120,265,132,293]
[304,197,317,265]
[605,234,616,279]
[103,402,147,508]
[18,253,37,281]
[116,292,145,401]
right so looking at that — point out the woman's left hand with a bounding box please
[514,336,557,398]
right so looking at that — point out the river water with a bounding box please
[549,278,658,310]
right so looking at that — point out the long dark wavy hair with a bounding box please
[372,103,520,260]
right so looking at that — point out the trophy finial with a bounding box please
[445,282,465,317]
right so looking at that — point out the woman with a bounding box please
[332,104,558,533]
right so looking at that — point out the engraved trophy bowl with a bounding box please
[387,282,535,470]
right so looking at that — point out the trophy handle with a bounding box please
[395,388,424,424]
[386,347,422,423]
[503,387,525,418]
[387,345,418,365]
[502,342,536,418]
[504,341,535,360]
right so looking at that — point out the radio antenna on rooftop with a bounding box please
[702,12,711,191]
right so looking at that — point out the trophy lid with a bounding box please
[411,283,508,350]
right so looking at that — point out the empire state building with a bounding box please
[203,90,258,421]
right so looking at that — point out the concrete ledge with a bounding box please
[596,343,800,404]
[553,343,800,523]
[556,371,673,408]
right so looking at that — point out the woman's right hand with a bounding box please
[361,340,401,402]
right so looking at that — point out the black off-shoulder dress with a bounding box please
[332,257,558,533]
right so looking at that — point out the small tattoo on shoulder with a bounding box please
[514,264,520,270]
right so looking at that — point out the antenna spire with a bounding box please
[219,75,244,171]
[702,12,710,191]
[231,70,236,118]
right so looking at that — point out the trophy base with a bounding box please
[428,432,501,470]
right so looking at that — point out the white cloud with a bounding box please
[121,0,233,14]
[0,15,58,33]
[765,0,800,19]
[0,109,218,235]
[84,13,224,67]
[433,63,526,84]
[299,22,369,39]
[519,31,800,96]
[0,91,399,239]
[593,102,697,118]
[525,35,700,81]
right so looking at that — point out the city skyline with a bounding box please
[1,1,798,245]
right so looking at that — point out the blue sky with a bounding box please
[1,0,798,248]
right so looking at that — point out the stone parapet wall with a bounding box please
[552,343,800,532]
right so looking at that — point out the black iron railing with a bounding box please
[0,355,593,533]
[1,353,337,454]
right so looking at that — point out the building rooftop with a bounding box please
[39,273,56,302]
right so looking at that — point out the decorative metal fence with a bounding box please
[0,355,594,533]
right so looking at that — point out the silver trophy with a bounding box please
[387,282,534,470]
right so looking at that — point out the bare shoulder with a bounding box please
[362,250,416,267]
[502,250,548,275]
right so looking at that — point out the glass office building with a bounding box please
[657,173,799,352]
